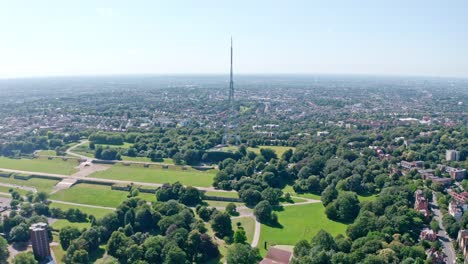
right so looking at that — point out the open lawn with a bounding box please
[282,185,322,200]
[50,183,156,207]
[204,200,244,208]
[0,185,29,195]
[49,202,114,218]
[258,203,347,254]
[0,176,60,193]
[51,233,66,264]
[248,146,295,158]
[357,194,378,202]
[0,157,78,175]
[204,190,239,198]
[91,164,215,187]
[232,217,255,244]
[51,219,91,230]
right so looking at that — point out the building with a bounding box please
[446,150,460,161]
[420,228,437,242]
[401,161,424,170]
[316,131,330,137]
[449,201,463,220]
[260,247,293,264]
[29,222,51,260]
[448,191,468,211]
[447,167,466,181]
[458,230,468,260]
[414,190,430,218]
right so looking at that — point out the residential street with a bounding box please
[431,192,456,264]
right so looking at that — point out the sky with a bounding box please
[1,0,467,79]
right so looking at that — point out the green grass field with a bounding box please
[258,203,347,254]
[282,185,322,200]
[0,185,29,195]
[49,202,115,219]
[51,219,91,230]
[0,157,78,175]
[248,146,295,158]
[0,176,60,193]
[91,164,215,187]
[357,194,378,202]
[232,217,255,244]
[204,191,239,198]
[204,200,244,208]
[50,183,156,207]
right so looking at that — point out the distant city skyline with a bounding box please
[1,0,467,79]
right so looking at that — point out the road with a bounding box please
[431,191,456,264]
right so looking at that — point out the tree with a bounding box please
[260,148,277,161]
[282,148,293,162]
[430,219,440,232]
[211,212,233,238]
[107,231,133,261]
[233,228,247,244]
[226,243,262,264]
[261,188,282,206]
[240,189,262,207]
[226,203,237,216]
[321,185,338,206]
[10,223,30,242]
[326,192,360,222]
[254,201,273,223]
[311,229,337,251]
[59,226,81,250]
[164,245,187,264]
[71,250,89,264]
[13,252,37,264]
[0,237,9,264]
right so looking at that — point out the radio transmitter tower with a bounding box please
[223,38,241,145]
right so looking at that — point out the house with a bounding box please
[449,201,463,221]
[449,191,468,210]
[414,190,430,218]
[420,228,437,242]
[425,248,446,264]
[457,230,468,260]
[401,160,423,170]
[260,247,293,264]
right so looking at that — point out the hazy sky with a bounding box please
[1,0,467,78]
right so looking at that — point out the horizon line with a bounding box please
[1,72,468,81]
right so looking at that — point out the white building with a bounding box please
[446,150,460,161]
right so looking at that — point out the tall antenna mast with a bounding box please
[223,37,240,145]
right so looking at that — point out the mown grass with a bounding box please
[247,146,295,158]
[0,176,60,193]
[282,185,322,200]
[232,217,255,244]
[204,200,244,208]
[91,164,215,187]
[50,183,156,208]
[0,185,29,195]
[204,191,239,198]
[0,157,78,175]
[51,219,91,230]
[258,203,347,255]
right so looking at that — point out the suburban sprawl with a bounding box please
[0,75,466,264]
